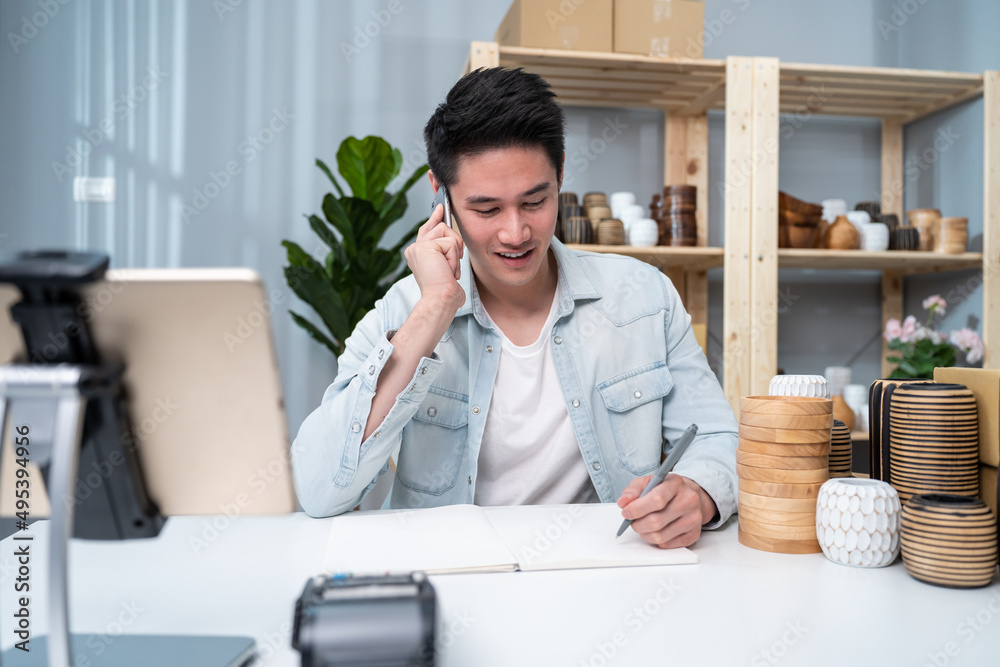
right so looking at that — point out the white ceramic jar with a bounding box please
[768,374,830,398]
[609,192,636,219]
[822,198,847,223]
[861,222,890,251]
[816,478,901,568]
[629,218,659,247]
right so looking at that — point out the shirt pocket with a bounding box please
[396,387,469,495]
[597,362,674,476]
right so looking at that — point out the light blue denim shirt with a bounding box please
[292,239,738,528]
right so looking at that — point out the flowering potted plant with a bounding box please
[883,295,984,379]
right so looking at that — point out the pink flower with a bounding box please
[884,318,903,342]
[900,315,918,343]
[911,325,931,342]
[922,295,947,315]
[929,330,946,345]
[950,328,984,364]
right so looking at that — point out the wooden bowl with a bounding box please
[739,516,820,541]
[737,449,829,471]
[740,411,833,429]
[739,478,826,499]
[741,396,833,417]
[738,438,830,457]
[738,424,833,445]
[788,223,819,248]
[778,191,824,217]
[737,462,830,484]
[738,504,818,526]
[738,526,823,554]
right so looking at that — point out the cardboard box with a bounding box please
[614,0,705,59]
[495,0,613,52]
[934,367,1000,468]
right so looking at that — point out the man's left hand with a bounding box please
[616,475,717,549]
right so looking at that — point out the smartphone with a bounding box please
[431,185,452,229]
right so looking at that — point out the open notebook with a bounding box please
[322,503,698,575]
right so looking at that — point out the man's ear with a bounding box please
[428,171,442,194]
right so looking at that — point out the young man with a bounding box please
[292,67,738,548]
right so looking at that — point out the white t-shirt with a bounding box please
[474,284,599,506]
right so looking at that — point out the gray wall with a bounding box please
[1,0,997,436]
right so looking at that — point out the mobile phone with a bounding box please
[431,185,452,229]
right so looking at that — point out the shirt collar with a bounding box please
[453,238,601,328]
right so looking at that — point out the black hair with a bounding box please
[423,67,565,189]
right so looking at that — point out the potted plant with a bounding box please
[883,295,984,379]
[282,135,428,356]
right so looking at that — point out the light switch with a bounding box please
[73,177,116,203]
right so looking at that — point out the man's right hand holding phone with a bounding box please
[360,188,465,441]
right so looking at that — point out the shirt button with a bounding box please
[472,406,481,414]
[554,336,562,345]
[572,399,580,408]
[420,367,427,375]
[486,345,493,353]
[351,422,361,433]
[634,390,642,399]
[368,365,375,375]
[427,407,437,417]
[468,476,473,485]
[378,350,385,360]
[373,430,380,438]
[592,461,601,471]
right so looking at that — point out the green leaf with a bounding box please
[282,241,351,343]
[336,136,400,204]
[316,159,345,199]
[379,164,430,223]
[289,310,342,356]
[339,196,383,250]
[321,194,357,256]
[308,214,341,252]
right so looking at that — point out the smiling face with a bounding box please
[446,145,561,308]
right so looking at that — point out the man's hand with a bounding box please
[616,475,717,549]
[404,203,466,312]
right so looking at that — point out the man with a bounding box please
[292,67,737,548]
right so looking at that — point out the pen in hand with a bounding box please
[616,424,699,538]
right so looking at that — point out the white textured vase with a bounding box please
[816,478,901,568]
[629,218,659,247]
[861,222,890,251]
[768,374,830,398]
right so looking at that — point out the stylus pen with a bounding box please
[616,423,699,538]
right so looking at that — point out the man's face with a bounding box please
[448,145,560,301]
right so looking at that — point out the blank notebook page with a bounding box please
[484,503,699,571]
[322,504,518,575]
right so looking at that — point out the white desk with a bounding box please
[2,512,999,666]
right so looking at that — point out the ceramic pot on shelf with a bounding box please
[825,215,861,250]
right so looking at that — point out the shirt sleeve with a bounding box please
[655,274,739,529]
[290,301,444,517]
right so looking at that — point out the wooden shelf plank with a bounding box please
[564,244,724,272]
[778,249,983,272]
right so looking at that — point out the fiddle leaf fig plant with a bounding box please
[282,135,429,357]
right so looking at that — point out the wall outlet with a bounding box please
[73,177,116,203]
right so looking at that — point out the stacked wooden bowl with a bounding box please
[778,192,824,249]
[738,396,833,554]
[906,208,940,251]
[888,383,979,504]
[901,493,999,588]
[935,217,968,254]
[830,420,852,477]
[595,219,626,245]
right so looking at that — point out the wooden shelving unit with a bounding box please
[468,42,724,347]
[467,43,998,411]
[728,58,998,410]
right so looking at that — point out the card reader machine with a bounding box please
[292,573,437,667]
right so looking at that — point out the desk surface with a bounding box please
[2,511,999,666]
